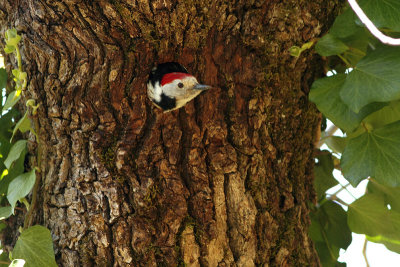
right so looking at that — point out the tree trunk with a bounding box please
[1,0,340,266]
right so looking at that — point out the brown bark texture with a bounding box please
[0,0,340,266]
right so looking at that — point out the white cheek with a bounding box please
[163,82,181,97]
[148,82,162,102]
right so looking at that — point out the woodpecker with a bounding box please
[147,62,211,112]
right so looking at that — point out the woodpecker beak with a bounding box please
[194,84,212,90]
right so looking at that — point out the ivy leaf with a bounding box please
[12,225,57,267]
[0,68,7,90]
[3,90,21,111]
[3,140,27,169]
[340,46,400,113]
[358,0,400,32]
[11,111,32,142]
[324,136,347,154]
[315,34,349,56]
[7,169,36,210]
[12,69,27,90]
[340,27,372,66]
[4,44,15,54]
[310,201,351,266]
[321,201,352,249]
[363,100,400,129]
[313,241,340,267]
[367,235,400,254]
[367,180,400,212]
[348,193,400,240]
[0,247,8,267]
[0,206,12,220]
[309,74,383,132]
[313,153,337,200]
[330,7,362,38]
[4,29,21,47]
[0,112,15,160]
[0,147,26,196]
[341,121,400,186]
[331,1,400,37]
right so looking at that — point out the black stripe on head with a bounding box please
[155,93,176,111]
[148,62,188,87]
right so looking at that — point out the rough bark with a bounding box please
[0,0,340,266]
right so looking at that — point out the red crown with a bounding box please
[161,72,193,86]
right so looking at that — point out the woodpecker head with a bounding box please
[147,62,211,112]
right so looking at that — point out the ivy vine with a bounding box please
[0,29,56,267]
[303,1,400,266]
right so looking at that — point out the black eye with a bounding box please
[178,82,184,88]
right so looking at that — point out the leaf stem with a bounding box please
[363,237,370,267]
[328,195,349,207]
[317,125,339,148]
[337,54,352,68]
[23,112,41,229]
[15,45,22,71]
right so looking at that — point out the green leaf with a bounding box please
[0,248,8,267]
[310,201,351,267]
[5,29,21,47]
[363,100,400,129]
[12,225,57,267]
[309,74,383,132]
[315,34,349,56]
[358,0,400,32]
[341,121,400,186]
[324,136,347,154]
[309,216,324,243]
[348,193,400,240]
[348,194,386,236]
[0,206,12,220]
[340,46,400,113]
[314,153,337,200]
[367,180,400,212]
[330,7,361,38]
[12,69,20,78]
[322,201,352,249]
[5,28,17,39]
[7,169,36,210]
[331,1,400,38]
[289,46,302,57]
[367,235,400,254]
[301,41,314,51]
[9,259,25,267]
[4,44,15,54]
[340,27,371,66]
[6,35,21,47]
[4,140,27,169]
[0,108,18,135]
[3,90,21,111]
[11,69,27,83]
[0,68,7,90]
[313,241,340,267]
[289,41,315,57]
[0,148,26,197]
[11,111,32,142]
[0,143,25,196]
[0,110,19,162]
